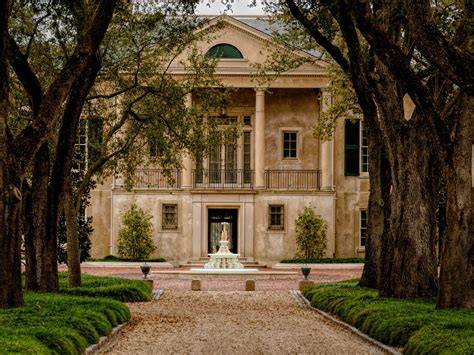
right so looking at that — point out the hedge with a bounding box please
[302,280,474,354]
[0,292,130,354]
[281,257,364,263]
[87,255,166,262]
[59,273,152,302]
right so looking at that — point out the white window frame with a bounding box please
[360,121,369,175]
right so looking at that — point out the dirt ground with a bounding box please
[99,290,385,355]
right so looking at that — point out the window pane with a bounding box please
[163,204,178,229]
[283,132,297,158]
[269,205,284,229]
[344,120,360,176]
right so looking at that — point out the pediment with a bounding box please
[199,15,326,70]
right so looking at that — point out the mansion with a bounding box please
[88,16,369,264]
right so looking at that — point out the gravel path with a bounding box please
[99,291,385,355]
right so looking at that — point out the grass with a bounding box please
[280,257,364,263]
[302,280,474,354]
[87,255,166,262]
[0,292,131,354]
[59,273,152,302]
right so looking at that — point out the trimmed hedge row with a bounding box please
[281,257,364,263]
[87,255,166,262]
[0,292,130,354]
[59,273,152,302]
[302,280,474,354]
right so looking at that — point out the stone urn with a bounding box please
[140,263,151,279]
[301,265,311,280]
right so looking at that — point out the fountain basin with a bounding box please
[190,268,258,273]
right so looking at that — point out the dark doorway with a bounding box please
[208,209,238,254]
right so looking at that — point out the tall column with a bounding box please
[254,88,265,189]
[320,88,334,190]
[182,93,193,189]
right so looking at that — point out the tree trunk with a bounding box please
[360,125,391,289]
[22,182,38,291]
[438,94,474,308]
[380,119,439,298]
[64,178,81,288]
[0,0,23,309]
[30,143,59,292]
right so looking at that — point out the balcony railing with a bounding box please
[265,169,321,190]
[192,169,254,189]
[116,169,181,189]
[116,169,321,191]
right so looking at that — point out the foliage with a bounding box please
[0,291,130,354]
[295,207,328,259]
[59,273,152,302]
[303,281,474,354]
[88,255,166,262]
[117,203,156,261]
[281,257,364,263]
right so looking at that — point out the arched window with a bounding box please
[207,44,244,59]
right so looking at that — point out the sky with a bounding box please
[195,0,266,15]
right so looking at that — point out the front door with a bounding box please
[208,209,238,254]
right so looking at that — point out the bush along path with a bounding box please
[0,274,152,354]
[302,280,474,354]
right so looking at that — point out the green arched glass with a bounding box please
[207,44,244,59]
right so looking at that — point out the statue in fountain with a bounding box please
[204,222,244,269]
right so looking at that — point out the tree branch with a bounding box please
[403,0,474,95]
[7,35,43,114]
[285,0,350,73]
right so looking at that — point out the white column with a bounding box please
[320,88,334,190]
[182,93,193,189]
[254,88,265,189]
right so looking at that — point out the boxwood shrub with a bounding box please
[302,280,474,354]
[281,257,364,263]
[0,292,130,354]
[59,273,152,302]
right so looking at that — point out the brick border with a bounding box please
[290,290,401,355]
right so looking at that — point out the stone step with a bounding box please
[179,261,266,269]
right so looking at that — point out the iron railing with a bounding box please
[116,169,181,189]
[264,169,321,190]
[192,169,254,189]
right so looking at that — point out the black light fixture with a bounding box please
[140,262,151,279]
[301,264,311,280]
[220,99,228,117]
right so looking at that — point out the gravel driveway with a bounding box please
[100,291,385,355]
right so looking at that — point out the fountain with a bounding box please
[190,222,257,273]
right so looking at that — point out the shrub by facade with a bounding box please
[117,203,156,260]
[295,207,328,259]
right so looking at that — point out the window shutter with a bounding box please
[344,120,360,176]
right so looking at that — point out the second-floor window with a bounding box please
[345,119,369,176]
[283,131,298,159]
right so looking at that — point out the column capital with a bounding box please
[254,87,266,94]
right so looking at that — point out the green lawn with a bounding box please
[303,280,474,354]
[0,273,152,354]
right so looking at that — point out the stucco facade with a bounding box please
[88,16,369,264]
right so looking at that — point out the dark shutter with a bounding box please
[344,120,360,176]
